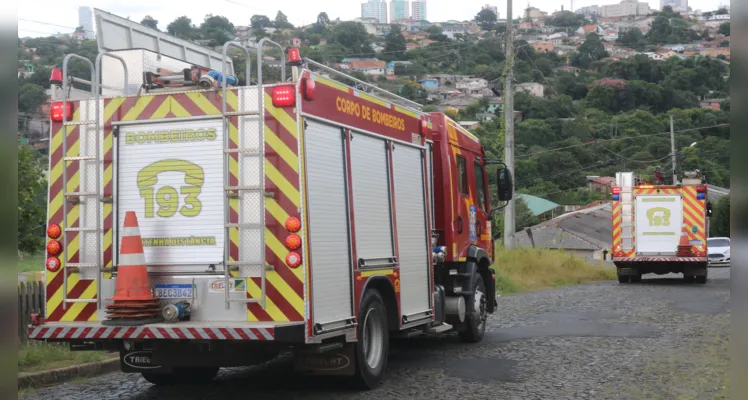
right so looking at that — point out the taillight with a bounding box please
[287,47,302,66]
[286,252,302,268]
[50,68,63,85]
[46,257,61,272]
[272,85,296,107]
[47,223,61,239]
[420,120,428,136]
[285,234,301,250]
[300,76,316,101]
[51,102,72,122]
[285,217,301,233]
[47,240,62,256]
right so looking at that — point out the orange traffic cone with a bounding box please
[677,224,692,257]
[103,211,162,326]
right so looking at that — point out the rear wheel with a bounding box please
[630,273,642,283]
[695,273,707,284]
[683,275,695,283]
[458,275,487,343]
[353,289,389,389]
[617,271,630,284]
[141,367,219,385]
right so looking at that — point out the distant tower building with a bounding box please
[390,0,410,22]
[411,0,427,21]
[362,0,388,23]
[660,0,688,11]
[78,6,95,40]
[482,4,499,18]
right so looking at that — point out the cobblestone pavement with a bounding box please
[21,269,730,400]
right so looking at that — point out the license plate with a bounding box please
[154,284,193,299]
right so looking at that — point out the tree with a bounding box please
[474,9,497,31]
[328,22,374,58]
[426,25,449,42]
[167,16,197,40]
[616,28,645,51]
[400,80,427,103]
[710,196,730,237]
[574,33,608,68]
[140,16,159,30]
[546,10,587,29]
[18,145,47,254]
[200,14,235,46]
[18,83,47,115]
[384,25,406,58]
[274,11,294,29]
[646,7,700,44]
[716,7,729,15]
[250,14,273,29]
[316,12,330,27]
[718,22,730,36]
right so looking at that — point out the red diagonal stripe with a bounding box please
[137,96,169,121]
[216,90,237,113]
[264,147,300,191]
[260,277,303,321]
[78,327,92,338]
[75,302,98,322]
[187,328,201,339]
[203,328,219,340]
[264,112,299,156]
[235,328,251,340]
[264,180,299,222]
[46,278,93,321]
[247,298,274,322]
[92,327,106,339]
[173,328,188,340]
[218,328,233,340]
[173,93,209,116]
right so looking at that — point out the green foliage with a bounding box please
[18,146,46,255]
[328,22,374,58]
[718,22,730,36]
[274,11,294,29]
[200,14,235,46]
[646,6,701,44]
[250,15,273,29]
[573,33,608,68]
[710,196,730,237]
[140,16,159,30]
[474,8,497,31]
[616,28,646,51]
[399,80,427,103]
[18,83,47,115]
[384,25,407,59]
[491,197,538,237]
[546,11,588,29]
[167,16,198,40]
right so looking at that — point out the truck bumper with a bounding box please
[613,257,707,263]
[28,322,304,342]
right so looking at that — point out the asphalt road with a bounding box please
[21,268,731,400]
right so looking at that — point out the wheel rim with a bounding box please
[474,284,487,331]
[362,307,384,369]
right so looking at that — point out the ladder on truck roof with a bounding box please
[58,52,129,310]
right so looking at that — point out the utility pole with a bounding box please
[503,0,516,248]
[670,115,677,185]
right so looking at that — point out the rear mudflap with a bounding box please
[293,343,356,376]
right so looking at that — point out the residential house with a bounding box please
[558,65,581,75]
[700,98,726,110]
[455,78,488,95]
[514,82,545,97]
[516,194,562,221]
[663,44,686,52]
[656,49,678,59]
[520,21,544,30]
[587,176,615,193]
[524,7,548,20]
[457,121,481,130]
[386,61,396,76]
[338,58,388,75]
[516,203,614,260]
[417,78,439,91]
[291,37,302,47]
[532,42,555,53]
[644,52,666,61]
[701,48,730,59]
[429,74,469,86]
[577,24,601,36]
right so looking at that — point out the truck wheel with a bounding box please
[617,272,630,284]
[630,273,642,283]
[353,289,389,389]
[683,275,695,283]
[458,275,487,343]
[695,274,707,284]
[142,367,219,385]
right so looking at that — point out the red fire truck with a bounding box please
[30,10,513,389]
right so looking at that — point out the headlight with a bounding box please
[724,250,730,257]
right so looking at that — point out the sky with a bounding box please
[18,0,728,38]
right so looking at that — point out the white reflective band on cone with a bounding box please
[119,252,146,266]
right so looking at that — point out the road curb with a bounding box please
[19,358,120,389]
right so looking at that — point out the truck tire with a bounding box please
[458,275,487,343]
[352,289,389,389]
[141,367,219,385]
[683,275,695,283]
[630,273,642,283]
[695,271,708,284]
[617,270,630,284]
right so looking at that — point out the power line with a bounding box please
[517,123,730,159]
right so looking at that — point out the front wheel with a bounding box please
[458,275,487,343]
[352,289,389,389]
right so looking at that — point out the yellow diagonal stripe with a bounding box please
[246,278,289,322]
[265,198,290,228]
[266,273,304,316]
[265,228,304,282]
[186,92,222,115]
[149,96,175,119]
[121,96,155,120]
[265,126,299,173]
[265,161,300,207]
[103,97,125,122]
[60,280,97,322]
[315,76,350,93]
[263,93,298,139]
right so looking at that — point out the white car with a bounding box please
[707,237,730,267]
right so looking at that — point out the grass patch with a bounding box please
[493,246,616,294]
[18,253,45,273]
[19,341,114,374]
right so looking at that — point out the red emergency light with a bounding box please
[46,257,61,272]
[695,185,707,193]
[47,223,61,239]
[47,240,62,256]
[300,76,316,101]
[611,186,621,195]
[272,85,296,108]
[285,216,301,233]
[50,68,63,85]
[50,102,72,122]
[285,234,302,250]
[287,47,303,66]
[286,252,302,268]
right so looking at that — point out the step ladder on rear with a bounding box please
[59,53,128,310]
[616,172,635,254]
[219,39,287,309]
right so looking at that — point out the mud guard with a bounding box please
[294,344,356,376]
[461,245,496,313]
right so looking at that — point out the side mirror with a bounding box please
[706,201,713,217]
[497,167,513,202]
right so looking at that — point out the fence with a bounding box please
[18,281,45,343]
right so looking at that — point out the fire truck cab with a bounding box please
[30,9,513,389]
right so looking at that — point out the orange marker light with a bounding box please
[285,217,301,232]
[47,223,61,239]
[285,234,302,250]
[47,240,62,256]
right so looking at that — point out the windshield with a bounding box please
[708,239,730,247]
